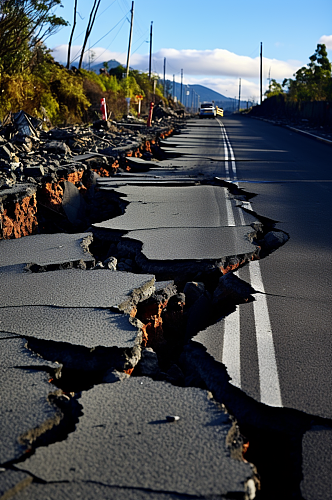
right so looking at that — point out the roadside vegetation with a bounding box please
[1,2,330,126]
[0,0,166,125]
[264,44,332,102]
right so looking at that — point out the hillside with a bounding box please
[188,84,231,103]
[162,80,239,110]
[90,59,122,74]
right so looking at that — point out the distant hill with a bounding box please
[188,84,231,103]
[68,59,122,72]
[161,80,243,111]
[90,59,122,74]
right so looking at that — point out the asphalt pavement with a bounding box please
[0,119,260,500]
[191,115,332,500]
[2,115,331,500]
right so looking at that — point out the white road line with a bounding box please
[225,196,236,226]
[219,124,230,179]
[219,118,241,386]
[218,118,283,407]
[249,261,283,407]
[222,306,241,389]
[218,121,235,226]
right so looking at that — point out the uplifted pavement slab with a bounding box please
[0,336,61,464]
[0,232,94,269]
[0,306,142,349]
[17,378,256,499]
[0,270,154,362]
[94,185,247,231]
[124,226,258,261]
[93,185,258,263]
[0,269,154,311]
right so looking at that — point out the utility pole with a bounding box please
[238,78,241,112]
[260,42,263,105]
[180,69,183,104]
[173,74,175,100]
[163,57,166,97]
[126,1,134,79]
[149,21,153,80]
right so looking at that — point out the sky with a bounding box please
[46,0,332,102]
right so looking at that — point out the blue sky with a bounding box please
[47,0,332,102]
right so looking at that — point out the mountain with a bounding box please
[187,84,231,103]
[68,59,122,72]
[162,81,242,111]
[90,59,122,74]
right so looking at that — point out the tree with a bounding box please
[109,64,126,80]
[283,44,332,101]
[78,0,101,70]
[264,79,283,99]
[0,0,68,74]
[66,0,77,69]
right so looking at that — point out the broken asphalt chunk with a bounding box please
[17,378,257,499]
[0,269,155,310]
[0,307,144,350]
[213,272,256,305]
[0,336,61,464]
[0,232,94,270]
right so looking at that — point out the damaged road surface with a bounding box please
[0,115,330,500]
[194,116,332,500]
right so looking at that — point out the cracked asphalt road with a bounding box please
[0,119,260,500]
[1,115,331,500]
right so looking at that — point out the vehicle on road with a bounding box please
[199,102,216,118]
[216,106,224,117]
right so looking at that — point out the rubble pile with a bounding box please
[0,111,179,239]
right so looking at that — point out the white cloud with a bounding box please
[318,35,332,50]
[51,45,127,67]
[131,48,301,81]
[52,44,301,80]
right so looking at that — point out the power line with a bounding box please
[131,37,149,56]
[89,16,128,65]
[97,0,117,18]
[70,12,129,65]
[72,1,117,43]
[87,12,129,50]
[131,28,149,52]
